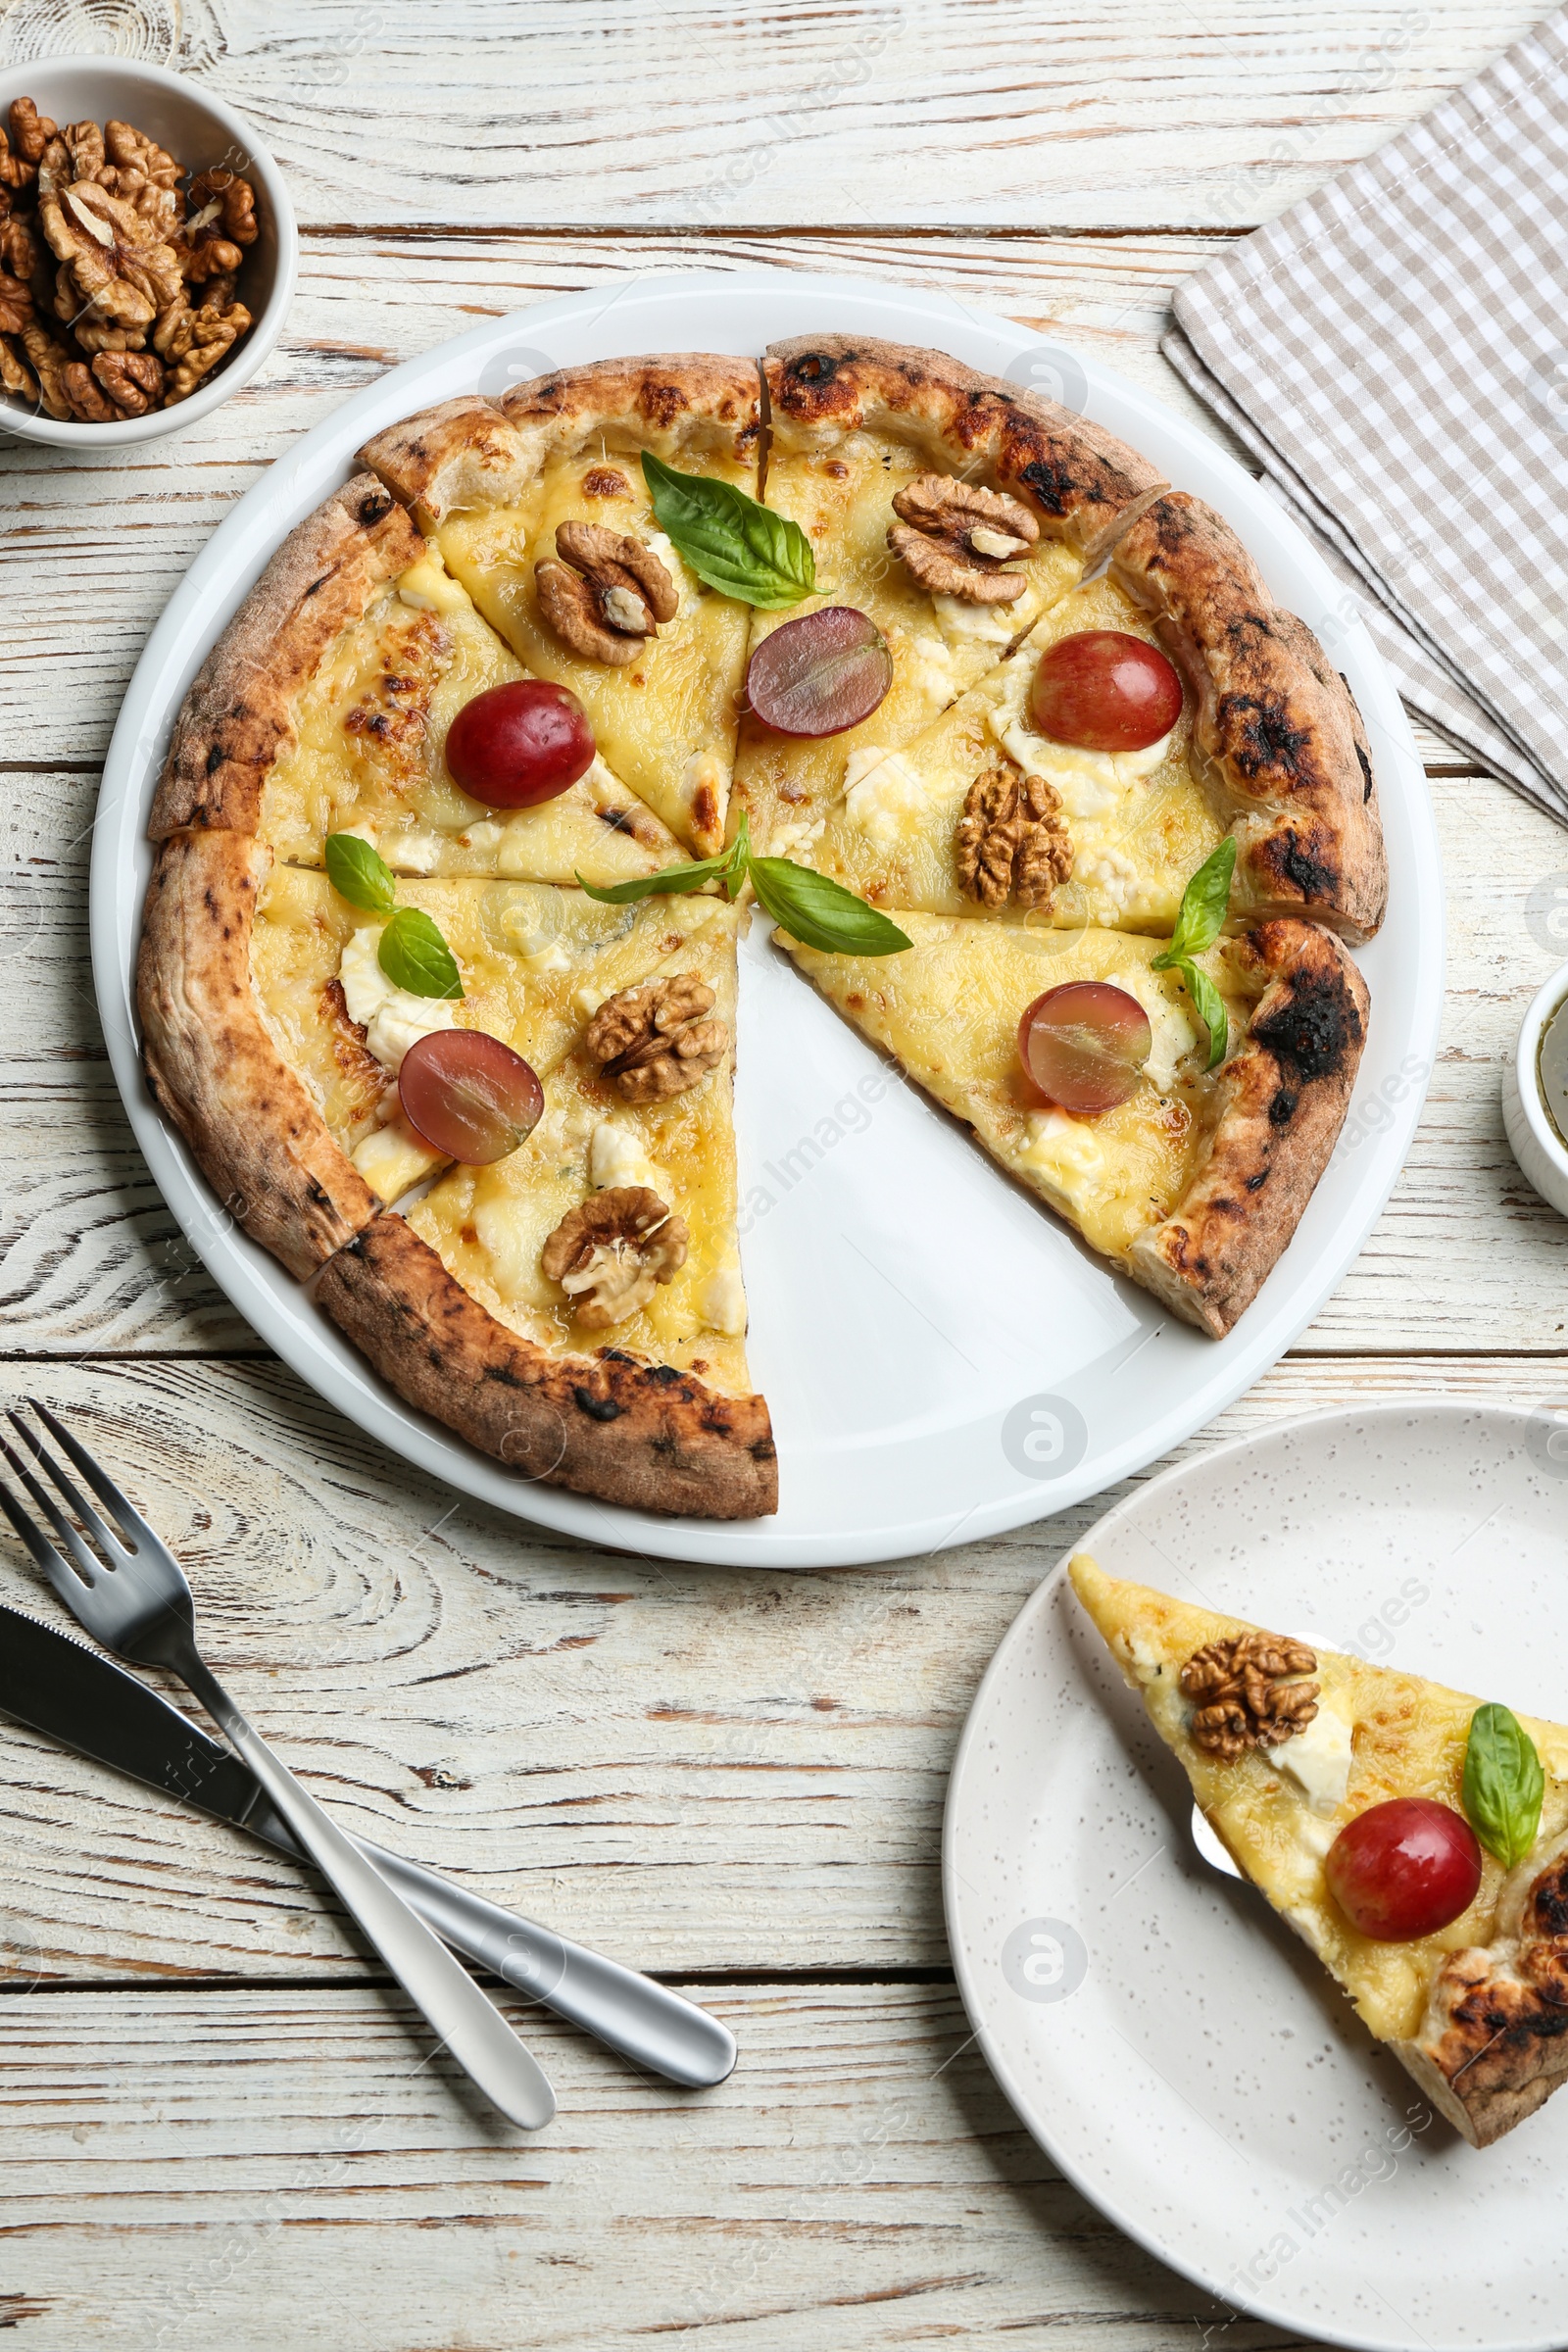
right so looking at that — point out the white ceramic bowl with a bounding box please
[0,56,295,448]
[1502,959,1568,1217]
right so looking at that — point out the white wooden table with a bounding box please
[0,4,1560,2342]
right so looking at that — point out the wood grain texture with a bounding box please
[0,1350,1560,1984]
[151,0,1539,231]
[0,1980,1274,2352]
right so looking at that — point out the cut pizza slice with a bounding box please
[1069,1555,1568,2148]
[727,334,1166,858]
[154,476,685,890]
[361,355,763,857]
[774,499,1387,944]
[779,908,1367,1337]
[139,833,774,1517]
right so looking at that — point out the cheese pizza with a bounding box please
[136,335,1387,1516]
[1072,1556,1568,2147]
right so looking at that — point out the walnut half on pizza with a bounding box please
[1071,1558,1568,2148]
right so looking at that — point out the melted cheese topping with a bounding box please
[589,1118,668,1198]
[780,912,1239,1261]
[843,746,929,843]
[338,927,459,1073]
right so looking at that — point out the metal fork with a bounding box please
[0,1399,555,2132]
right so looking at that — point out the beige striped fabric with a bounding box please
[1162,8,1568,824]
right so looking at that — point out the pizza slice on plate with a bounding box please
[361,355,762,858]
[769,489,1386,945]
[781,906,1367,1337]
[1070,1556,1568,2147]
[155,475,684,890]
[728,335,1163,858]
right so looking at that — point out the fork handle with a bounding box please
[176,1651,555,2131]
[351,1838,735,2089]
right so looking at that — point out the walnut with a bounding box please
[0,270,31,335]
[584,974,729,1102]
[0,216,38,283]
[541,1186,688,1329]
[105,121,181,194]
[1180,1632,1320,1759]
[88,348,164,417]
[956,762,1073,911]
[0,98,54,193]
[62,119,105,184]
[536,522,678,665]
[41,177,183,348]
[888,473,1040,604]
[186,167,257,246]
[0,335,35,403]
[160,296,252,403]
[19,320,72,418]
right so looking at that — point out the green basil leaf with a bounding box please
[749,857,911,957]
[575,810,752,906]
[1154,837,1237,968]
[377,906,465,1000]
[1462,1703,1545,1871]
[325,831,397,913]
[1176,956,1228,1071]
[642,452,815,609]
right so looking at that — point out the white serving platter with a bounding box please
[943,1400,1568,2352]
[91,270,1442,1568]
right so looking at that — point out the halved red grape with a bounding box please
[399,1030,544,1164]
[1031,630,1184,753]
[1017,982,1152,1115]
[445,680,595,808]
[746,607,892,738]
[1325,1800,1482,1941]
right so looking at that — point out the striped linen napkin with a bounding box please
[1161,7,1568,825]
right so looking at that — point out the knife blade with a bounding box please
[0,1598,736,2088]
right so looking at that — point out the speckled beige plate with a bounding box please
[944,1400,1568,2352]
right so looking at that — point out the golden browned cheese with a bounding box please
[256,545,684,887]
[1069,1555,1568,2043]
[437,446,756,858]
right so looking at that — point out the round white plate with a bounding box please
[91,270,1442,1569]
[944,1400,1568,2352]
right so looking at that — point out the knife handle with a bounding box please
[354,1838,736,2090]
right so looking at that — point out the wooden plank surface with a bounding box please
[0,3,1557,2342]
[148,0,1539,231]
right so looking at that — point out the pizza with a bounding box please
[1071,1555,1568,2146]
[135,336,1387,1518]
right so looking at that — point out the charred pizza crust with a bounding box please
[1111,494,1387,944]
[1399,1830,1568,2148]
[763,332,1168,564]
[316,1214,777,1521]
[1132,919,1368,1338]
[358,352,760,526]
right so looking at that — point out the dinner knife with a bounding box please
[0,1599,735,2088]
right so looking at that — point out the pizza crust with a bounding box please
[358,353,761,525]
[763,332,1168,563]
[150,474,423,840]
[315,1213,778,1520]
[137,829,378,1279]
[1111,493,1387,944]
[1130,919,1369,1337]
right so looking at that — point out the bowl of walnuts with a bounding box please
[0,57,296,446]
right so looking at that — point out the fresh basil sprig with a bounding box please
[642,452,815,609]
[747,857,911,956]
[1152,837,1237,1071]
[325,830,465,1001]
[324,831,397,913]
[376,906,465,1001]
[575,808,910,957]
[1462,1703,1545,1872]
